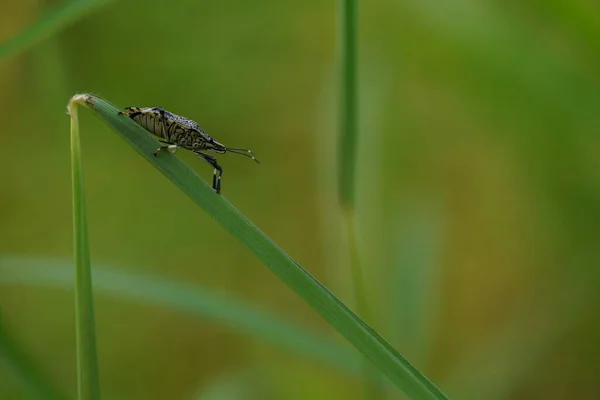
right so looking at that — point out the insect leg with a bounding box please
[155,107,169,138]
[118,108,141,118]
[195,152,223,194]
[153,144,179,156]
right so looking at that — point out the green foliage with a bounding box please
[0,256,362,378]
[2,0,600,399]
[66,94,448,399]
[68,97,101,400]
[0,0,115,58]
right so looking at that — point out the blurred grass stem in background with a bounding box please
[0,0,115,59]
[0,256,363,378]
[68,95,102,400]
[338,0,358,209]
[67,93,449,400]
[338,0,384,397]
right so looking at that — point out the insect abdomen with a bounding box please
[131,112,168,140]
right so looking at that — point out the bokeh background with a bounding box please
[2,0,600,399]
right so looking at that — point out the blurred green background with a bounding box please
[2,0,600,399]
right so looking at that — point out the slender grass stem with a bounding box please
[338,0,358,209]
[67,95,101,400]
[337,1,387,397]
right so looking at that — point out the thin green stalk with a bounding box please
[345,211,369,322]
[338,0,365,320]
[67,93,449,400]
[338,1,385,397]
[67,96,100,400]
[338,0,358,208]
[387,208,443,369]
[345,210,386,398]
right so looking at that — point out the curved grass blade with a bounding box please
[0,255,362,378]
[67,97,100,400]
[0,0,115,59]
[67,93,449,400]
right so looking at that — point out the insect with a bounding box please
[118,106,259,194]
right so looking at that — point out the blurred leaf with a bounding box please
[0,314,67,400]
[0,0,116,59]
[534,0,600,52]
[68,96,100,400]
[193,368,272,400]
[399,0,600,120]
[387,203,443,368]
[0,255,361,377]
[66,93,449,399]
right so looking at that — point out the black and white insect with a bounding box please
[118,106,259,194]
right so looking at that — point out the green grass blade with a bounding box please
[67,93,449,400]
[337,3,386,397]
[0,0,115,59]
[0,255,362,378]
[67,97,100,400]
[0,314,67,400]
[338,0,358,208]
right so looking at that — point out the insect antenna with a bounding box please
[226,147,260,164]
